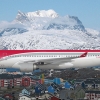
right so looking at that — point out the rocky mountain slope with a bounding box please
[0,10,99,50]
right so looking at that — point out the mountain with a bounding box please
[0,10,99,50]
[86,28,100,37]
[0,30,100,50]
[0,21,28,36]
[0,28,28,36]
[43,16,85,31]
[26,9,59,18]
[15,10,85,31]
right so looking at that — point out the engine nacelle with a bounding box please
[12,63,39,72]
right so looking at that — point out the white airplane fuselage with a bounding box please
[0,51,100,72]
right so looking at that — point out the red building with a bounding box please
[85,91,100,100]
[49,96,60,100]
[0,74,14,88]
[0,74,33,88]
[21,76,31,87]
[3,94,14,100]
[0,74,41,88]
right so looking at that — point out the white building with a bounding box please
[19,95,36,100]
[0,68,6,74]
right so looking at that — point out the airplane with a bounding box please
[0,50,100,72]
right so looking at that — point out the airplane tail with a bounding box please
[80,52,87,57]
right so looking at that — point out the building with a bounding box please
[82,80,95,90]
[20,88,30,96]
[0,74,44,89]
[48,86,55,94]
[94,80,100,89]
[40,93,52,100]
[0,74,23,89]
[82,78,100,90]
[0,74,14,89]
[85,91,100,100]
[13,74,22,87]
[0,97,6,100]
[49,96,59,100]
[65,81,74,90]
[0,68,6,74]
[44,77,55,84]
[21,76,31,87]
[3,93,14,100]
[19,95,33,100]
[75,88,85,100]
[74,79,84,87]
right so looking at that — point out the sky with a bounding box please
[0,0,99,30]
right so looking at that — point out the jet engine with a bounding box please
[12,62,39,72]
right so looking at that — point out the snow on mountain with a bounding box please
[0,28,28,36]
[15,10,85,31]
[15,10,53,29]
[86,28,100,36]
[26,9,59,18]
[0,9,99,50]
[0,30,100,50]
[43,16,85,31]
[0,21,28,36]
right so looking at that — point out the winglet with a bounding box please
[80,52,87,57]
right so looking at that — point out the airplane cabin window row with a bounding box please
[8,55,79,58]
[7,55,100,58]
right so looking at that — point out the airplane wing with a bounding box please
[35,57,77,65]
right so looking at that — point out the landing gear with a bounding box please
[49,69,54,77]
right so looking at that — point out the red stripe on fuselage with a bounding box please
[0,50,100,58]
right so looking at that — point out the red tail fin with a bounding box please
[80,52,87,57]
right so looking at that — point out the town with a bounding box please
[0,68,100,100]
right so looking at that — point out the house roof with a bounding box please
[0,74,22,79]
[85,78,100,84]
[84,80,94,84]
[13,74,22,78]
[50,96,59,100]
[74,79,84,83]
[3,93,14,98]
[0,74,13,79]
[45,77,55,80]
[94,81,100,84]
[30,77,40,81]
[85,91,100,94]
[19,95,31,98]
[0,97,5,100]
[86,78,98,82]
[22,75,31,78]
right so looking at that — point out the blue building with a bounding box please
[48,86,55,94]
[20,88,30,96]
[65,82,74,89]
[53,78,61,84]
[44,79,54,84]
[34,83,45,94]
[34,87,41,94]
